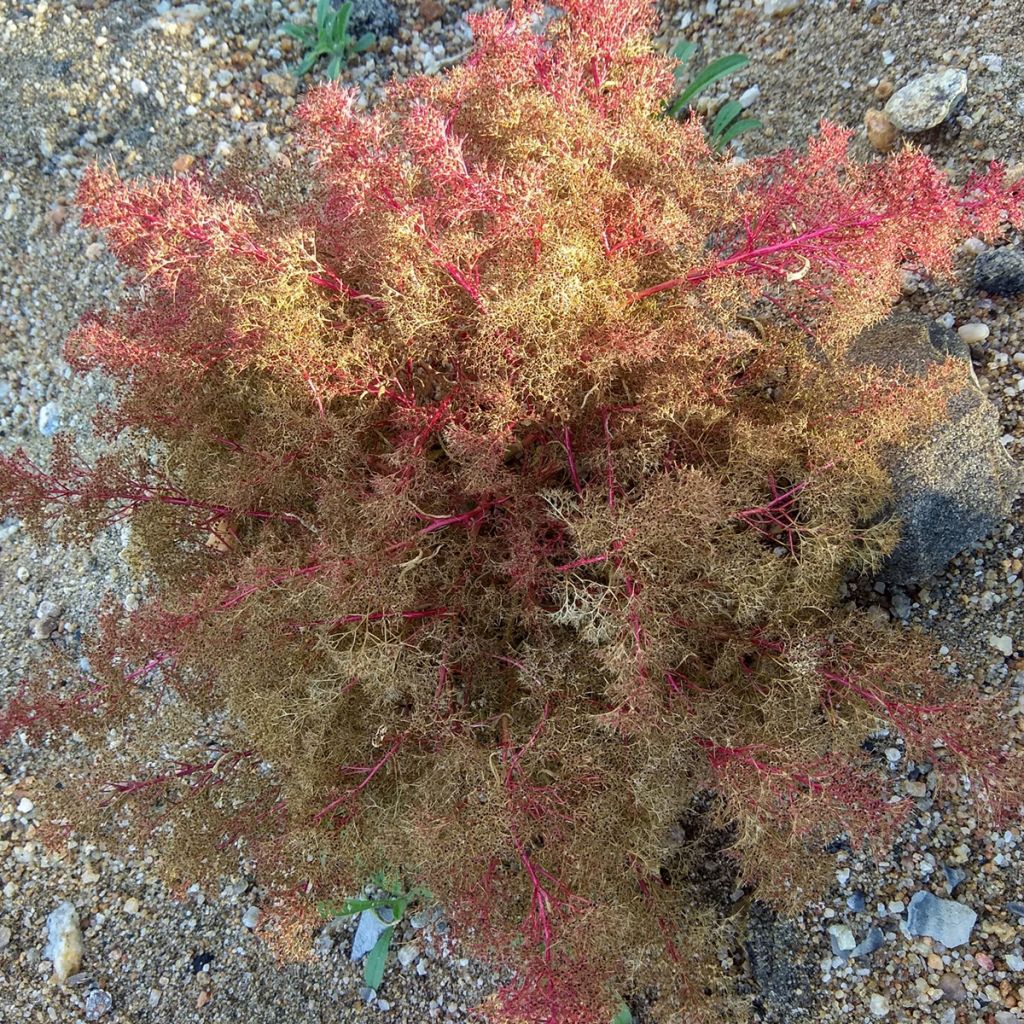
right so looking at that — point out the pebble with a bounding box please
[1005,953,1024,971]
[44,901,83,983]
[84,988,113,1020]
[241,906,261,929]
[868,993,890,1017]
[37,401,61,436]
[884,69,968,132]
[906,891,977,948]
[17,797,33,814]
[739,84,761,109]
[975,247,1024,296]
[763,0,802,14]
[958,322,990,343]
[988,633,1014,656]
[123,897,140,915]
[939,972,968,1001]
[829,924,856,955]
[865,108,898,152]
[851,926,885,958]
[397,942,420,968]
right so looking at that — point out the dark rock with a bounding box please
[975,247,1024,296]
[344,0,399,39]
[846,314,1022,585]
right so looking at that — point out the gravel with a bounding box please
[1,1,1023,1022]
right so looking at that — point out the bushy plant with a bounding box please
[3,2,1023,1021]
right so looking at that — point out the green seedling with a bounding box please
[664,42,761,151]
[284,0,375,80]
[318,871,433,991]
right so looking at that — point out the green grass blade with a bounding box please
[363,925,395,990]
[715,116,762,150]
[334,1,352,45]
[316,0,332,30]
[327,52,343,79]
[712,99,743,138]
[676,53,749,108]
[354,32,375,53]
[295,49,320,77]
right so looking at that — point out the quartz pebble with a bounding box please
[44,901,83,983]
[958,322,991,343]
[906,891,977,948]
[884,69,968,132]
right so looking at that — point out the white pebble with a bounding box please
[957,322,990,343]
[739,84,761,109]
[988,634,1013,656]
[130,78,149,97]
[869,993,890,1017]
[16,797,33,814]
[45,902,83,983]
[241,906,261,929]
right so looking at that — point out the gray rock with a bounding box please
[1007,901,1024,919]
[241,906,261,929]
[847,315,1022,585]
[975,247,1024,296]
[350,907,393,961]
[847,892,866,913]
[396,942,420,968]
[851,926,885,958]
[1006,953,1024,972]
[345,0,399,39]
[906,891,976,948]
[85,989,113,1020]
[884,69,968,132]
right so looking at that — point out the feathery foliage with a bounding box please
[3,2,1024,1021]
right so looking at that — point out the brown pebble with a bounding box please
[45,203,68,232]
[875,78,895,101]
[939,973,968,1002]
[419,0,443,22]
[865,108,898,152]
[172,154,195,174]
[196,989,211,1009]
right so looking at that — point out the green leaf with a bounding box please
[363,925,395,990]
[611,1003,634,1024]
[334,1,352,45]
[670,40,697,80]
[327,52,343,79]
[354,31,375,53]
[714,116,762,150]
[676,53,750,108]
[283,23,316,42]
[316,0,332,31]
[711,99,743,138]
[295,49,320,77]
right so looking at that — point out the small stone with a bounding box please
[241,906,261,929]
[865,108,898,152]
[906,891,977,948]
[17,797,33,814]
[957,322,990,343]
[38,402,61,436]
[1006,953,1024,972]
[884,69,968,132]
[0,925,11,950]
[358,985,376,1003]
[418,0,443,22]
[996,1012,1021,1024]
[196,989,212,1009]
[989,634,1014,657]
[739,85,760,109]
[172,154,195,174]
[415,957,429,975]
[851,927,885,958]
[85,989,113,1020]
[927,952,944,970]
[975,247,1024,296]
[905,779,927,798]
[1008,901,1024,919]
[847,892,866,912]
[130,78,149,97]
[397,942,420,968]
[875,79,895,101]
[81,864,101,885]
[261,72,297,98]
[939,972,968,1002]
[979,54,1004,74]
[942,865,966,895]
[85,242,105,261]
[763,0,801,14]
[869,993,890,1017]
[123,897,140,915]
[829,924,856,956]
[45,901,83,983]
